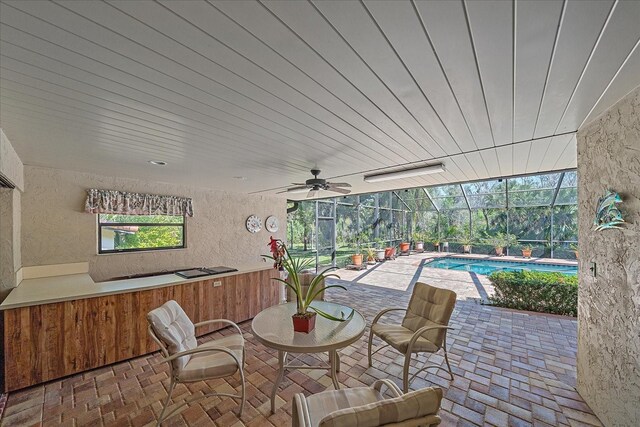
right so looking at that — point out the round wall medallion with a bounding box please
[265,215,279,232]
[246,215,262,233]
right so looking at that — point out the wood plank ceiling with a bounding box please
[0,0,638,198]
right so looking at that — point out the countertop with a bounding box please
[0,264,273,310]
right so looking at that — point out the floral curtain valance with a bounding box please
[85,189,194,217]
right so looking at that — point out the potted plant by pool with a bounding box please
[521,244,533,258]
[486,233,506,256]
[459,235,473,254]
[375,239,386,261]
[412,232,424,252]
[365,247,377,264]
[265,238,353,333]
[399,241,410,253]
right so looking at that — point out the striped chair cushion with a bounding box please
[318,387,443,427]
[147,300,197,370]
[401,283,456,347]
[177,334,244,382]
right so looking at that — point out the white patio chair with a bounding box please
[292,379,442,427]
[147,300,245,425]
[368,282,457,393]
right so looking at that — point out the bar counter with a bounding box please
[0,265,280,392]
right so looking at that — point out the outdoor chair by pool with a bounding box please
[292,379,443,427]
[147,300,246,425]
[368,283,457,393]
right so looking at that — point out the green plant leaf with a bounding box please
[309,306,355,322]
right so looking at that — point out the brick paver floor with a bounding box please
[0,254,600,426]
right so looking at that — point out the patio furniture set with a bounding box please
[147,281,457,426]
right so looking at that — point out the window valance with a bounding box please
[84,189,194,217]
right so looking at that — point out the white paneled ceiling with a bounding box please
[0,0,638,199]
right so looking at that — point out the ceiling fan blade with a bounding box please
[327,182,352,188]
[307,189,318,199]
[291,182,305,185]
[287,185,310,193]
[327,186,351,195]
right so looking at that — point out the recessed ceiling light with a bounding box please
[148,160,167,166]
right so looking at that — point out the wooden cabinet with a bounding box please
[1,268,279,392]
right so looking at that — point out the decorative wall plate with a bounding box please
[265,215,279,232]
[246,215,262,233]
[593,190,626,231]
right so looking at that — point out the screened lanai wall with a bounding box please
[287,170,578,269]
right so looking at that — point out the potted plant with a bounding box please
[459,235,473,254]
[486,233,518,256]
[399,241,410,253]
[570,243,578,259]
[265,238,353,333]
[366,247,377,264]
[521,244,533,258]
[374,238,386,261]
[412,232,424,252]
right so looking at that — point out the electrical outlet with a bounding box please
[213,281,222,287]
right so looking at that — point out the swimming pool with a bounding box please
[425,256,577,276]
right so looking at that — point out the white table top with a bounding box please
[251,302,366,353]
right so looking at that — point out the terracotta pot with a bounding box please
[376,250,386,260]
[292,312,316,333]
[495,247,504,256]
[351,254,363,266]
[522,249,532,258]
[414,242,424,251]
[399,242,410,252]
[462,245,472,254]
[384,247,397,259]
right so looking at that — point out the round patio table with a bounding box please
[252,301,366,413]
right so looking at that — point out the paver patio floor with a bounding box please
[0,254,600,426]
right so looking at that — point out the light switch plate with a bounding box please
[213,281,222,287]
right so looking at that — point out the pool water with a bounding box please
[425,256,577,276]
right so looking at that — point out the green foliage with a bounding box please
[484,232,518,248]
[488,271,578,316]
[100,214,184,250]
[264,242,353,321]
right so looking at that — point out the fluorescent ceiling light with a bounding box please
[364,163,445,183]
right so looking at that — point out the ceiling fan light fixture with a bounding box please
[364,163,445,183]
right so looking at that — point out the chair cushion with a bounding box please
[318,387,443,427]
[372,324,439,354]
[147,300,197,370]
[177,334,244,382]
[401,283,456,347]
[304,387,384,427]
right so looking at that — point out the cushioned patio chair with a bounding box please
[147,300,246,425]
[292,379,442,427]
[368,283,457,393]
[287,272,326,302]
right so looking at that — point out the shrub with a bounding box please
[488,271,578,316]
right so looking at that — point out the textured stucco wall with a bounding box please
[576,87,640,426]
[21,166,286,282]
[0,129,24,191]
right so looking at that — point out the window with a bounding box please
[98,214,185,254]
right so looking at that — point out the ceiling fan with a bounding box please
[281,169,352,198]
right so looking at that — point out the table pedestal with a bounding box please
[270,350,341,414]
